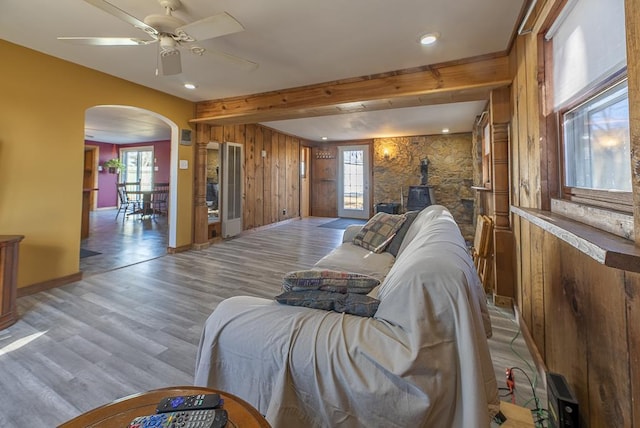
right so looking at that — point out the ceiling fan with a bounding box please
[58,0,257,75]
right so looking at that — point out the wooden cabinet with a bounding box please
[0,235,24,330]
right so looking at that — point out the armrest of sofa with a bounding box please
[342,225,363,243]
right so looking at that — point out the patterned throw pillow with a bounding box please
[352,212,406,253]
[275,290,380,317]
[282,270,380,294]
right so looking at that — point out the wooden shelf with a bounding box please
[511,206,640,273]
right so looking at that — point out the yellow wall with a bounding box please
[0,40,195,288]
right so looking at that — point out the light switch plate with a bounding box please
[179,160,188,169]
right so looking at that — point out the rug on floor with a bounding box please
[319,218,368,229]
[80,248,101,259]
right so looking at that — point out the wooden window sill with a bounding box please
[511,206,640,273]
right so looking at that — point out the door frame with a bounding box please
[337,144,371,219]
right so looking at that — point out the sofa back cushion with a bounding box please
[385,210,420,257]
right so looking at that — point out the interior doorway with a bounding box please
[81,105,178,276]
[337,145,370,219]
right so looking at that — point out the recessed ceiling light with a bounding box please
[184,83,197,90]
[321,136,328,141]
[442,128,450,133]
[419,33,439,45]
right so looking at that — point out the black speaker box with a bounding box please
[547,372,579,428]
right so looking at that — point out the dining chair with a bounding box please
[115,181,142,221]
[151,182,169,219]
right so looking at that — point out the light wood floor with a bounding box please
[1,215,545,427]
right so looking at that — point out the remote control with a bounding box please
[128,409,228,428]
[156,393,222,413]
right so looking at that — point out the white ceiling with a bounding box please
[1,0,525,143]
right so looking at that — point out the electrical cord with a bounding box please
[492,305,549,427]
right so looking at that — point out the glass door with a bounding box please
[338,145,370,219]
[120,147,154,189]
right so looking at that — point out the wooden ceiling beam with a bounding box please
[191,54,511,125]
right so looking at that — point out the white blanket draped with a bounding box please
[194,206,498,427]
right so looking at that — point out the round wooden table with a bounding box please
[58,386,271,428]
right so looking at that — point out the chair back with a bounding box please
[153,182,169,202]
[471,215,494,293]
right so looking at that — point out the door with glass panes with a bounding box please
[337,145,370,219]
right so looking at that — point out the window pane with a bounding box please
[563,80,631,192]
[342,150,364,211]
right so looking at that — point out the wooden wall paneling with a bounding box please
[529,224,545,357]
[286,136,300,218]
[516,36,532,209]
[224,125,235,143]
[271,132,280,223]
[286,136,294,219]
[278,134,287,221]
[525,32,542,209]
[310,146,338,218]
[263,127,273,226]
[626,271,640,427]
[578,250,630,427]
[625,0,640,243]
[244,125,256,229]
[193,124,209,246]
[542,237,589,425]
[519,219,532,329]
[254,126,265,228]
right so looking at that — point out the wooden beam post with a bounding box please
[491,87,516,307]
[193,125,210,249]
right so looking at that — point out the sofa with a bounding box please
[194,205,499,427]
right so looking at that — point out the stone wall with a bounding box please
[373,133,475,241]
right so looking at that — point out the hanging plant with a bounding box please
[103,158,125,174]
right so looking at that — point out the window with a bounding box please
[547,0,631,211]
[120,147,154,190]
[563,79,631,193]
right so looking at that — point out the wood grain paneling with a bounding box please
[311,146,338,217]
[508,1,640,426]
[193,55,511,125]
[194,123,300,237]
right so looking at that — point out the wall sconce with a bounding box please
[383,148,390,160]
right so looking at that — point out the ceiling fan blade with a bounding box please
[175,12,244,42]
[207,49,258,71]
[160,49,182,75]
[58,37,155,46]
[84,0,159,37]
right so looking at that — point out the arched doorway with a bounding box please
[81,105,179,275]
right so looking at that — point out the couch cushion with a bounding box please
[314,243,395,283]
[352,212,406,253]
[282,270,380,294]
[275,290,380,317]
[386,210,420,257]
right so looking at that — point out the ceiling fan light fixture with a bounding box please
[419,32,439,45]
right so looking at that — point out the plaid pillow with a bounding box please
[282,270,379,294]
[352,212,406,253]
[275,290,380,317]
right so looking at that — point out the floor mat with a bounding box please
[318,218,367,229]
[80,248,101,259]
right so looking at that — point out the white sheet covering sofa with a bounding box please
[194,205,499,427]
